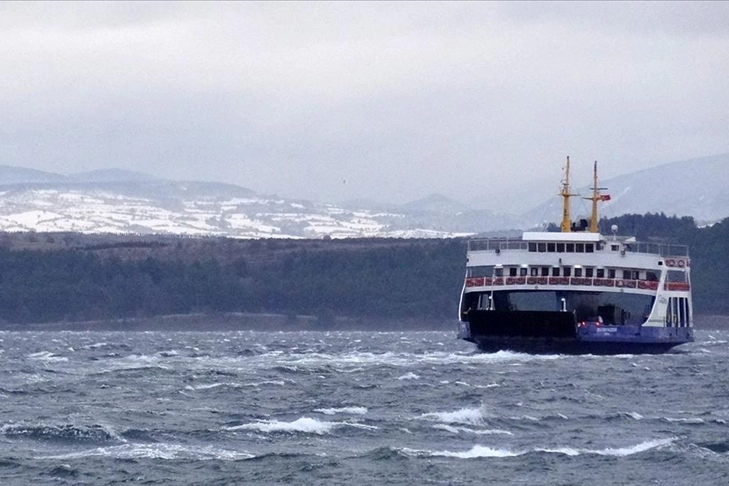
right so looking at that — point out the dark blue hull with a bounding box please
[460,310,693,355]
[470,336,687,355]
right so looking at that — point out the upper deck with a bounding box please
[467,232,689,258]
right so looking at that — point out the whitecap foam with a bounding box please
[42,443,254,461]
[82,342,109,350]
[27,351,68,362]
[398,372,419,380]
[192,383,226,390]
[595,438,675,456]
[537,446,581,456]
[539,438,675,457]
[241,380,286,387]
[664,417,705,424]
[432,424,513,436]
[420,406,487,425]
[227,417,336,435]
[314,406,368,416]
[406,445,521,459]
[227,349,565,374]
[508,415,539,422]
[226,416,377,434]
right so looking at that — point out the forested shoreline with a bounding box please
[0,213,726,329]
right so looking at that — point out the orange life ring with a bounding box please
[677,260,685,268]
[666,259,676,267]
[506,277,515,285]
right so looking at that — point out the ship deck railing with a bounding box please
[467,236,689,257]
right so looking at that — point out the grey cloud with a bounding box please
[0,2,727,212]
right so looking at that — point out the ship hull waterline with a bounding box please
[460,310,693,355]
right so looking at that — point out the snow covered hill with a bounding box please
[0,153,726,238]
[0,173,481,238]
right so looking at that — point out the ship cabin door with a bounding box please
[666,297,690,327]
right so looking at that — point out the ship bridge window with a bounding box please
[646,271,658,281]
[586,244,594,253]
[530,267,539,276]
[538,243,547,252]
[494,267,504,277]
[509,267,518,277]
[467,266,494,277]
[566,243,575,252]
[576,243,585,253]
[666,270,687,283]
[608,269,616,278]
[574,267,583,277]
[623,270,639,280]
[563,267,572,277]
[556,243,565,252]
[585,267,594,278]
[611,244,620,251]
[520,267,528,277]
[552,267,561,277]
[528,242,536,252]
[596,268,605,278]
[547,243,556,252]
[541,266,550,276]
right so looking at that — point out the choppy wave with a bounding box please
[1,423,123,444]
[2,329,728,484]
[432,424,513,436]
[403,438,675,459]
[537,438,677,457]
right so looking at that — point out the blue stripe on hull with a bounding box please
[460,311,694,355]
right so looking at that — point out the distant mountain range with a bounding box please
[521,154,729,227]
[0,154,726,238]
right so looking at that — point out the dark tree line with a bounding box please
[0,238,467,324]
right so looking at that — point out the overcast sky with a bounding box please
[1,2,728,212]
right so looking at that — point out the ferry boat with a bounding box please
[458,158,694,354]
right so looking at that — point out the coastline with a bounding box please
[0,312,454,332]
[1,313,727,332]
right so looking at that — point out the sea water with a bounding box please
[1,328,728,485]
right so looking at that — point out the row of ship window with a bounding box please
[468,265,658,281]
[527,242,601,253]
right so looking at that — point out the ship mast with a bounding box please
[559,156,577,232]
[584,161,608,233]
